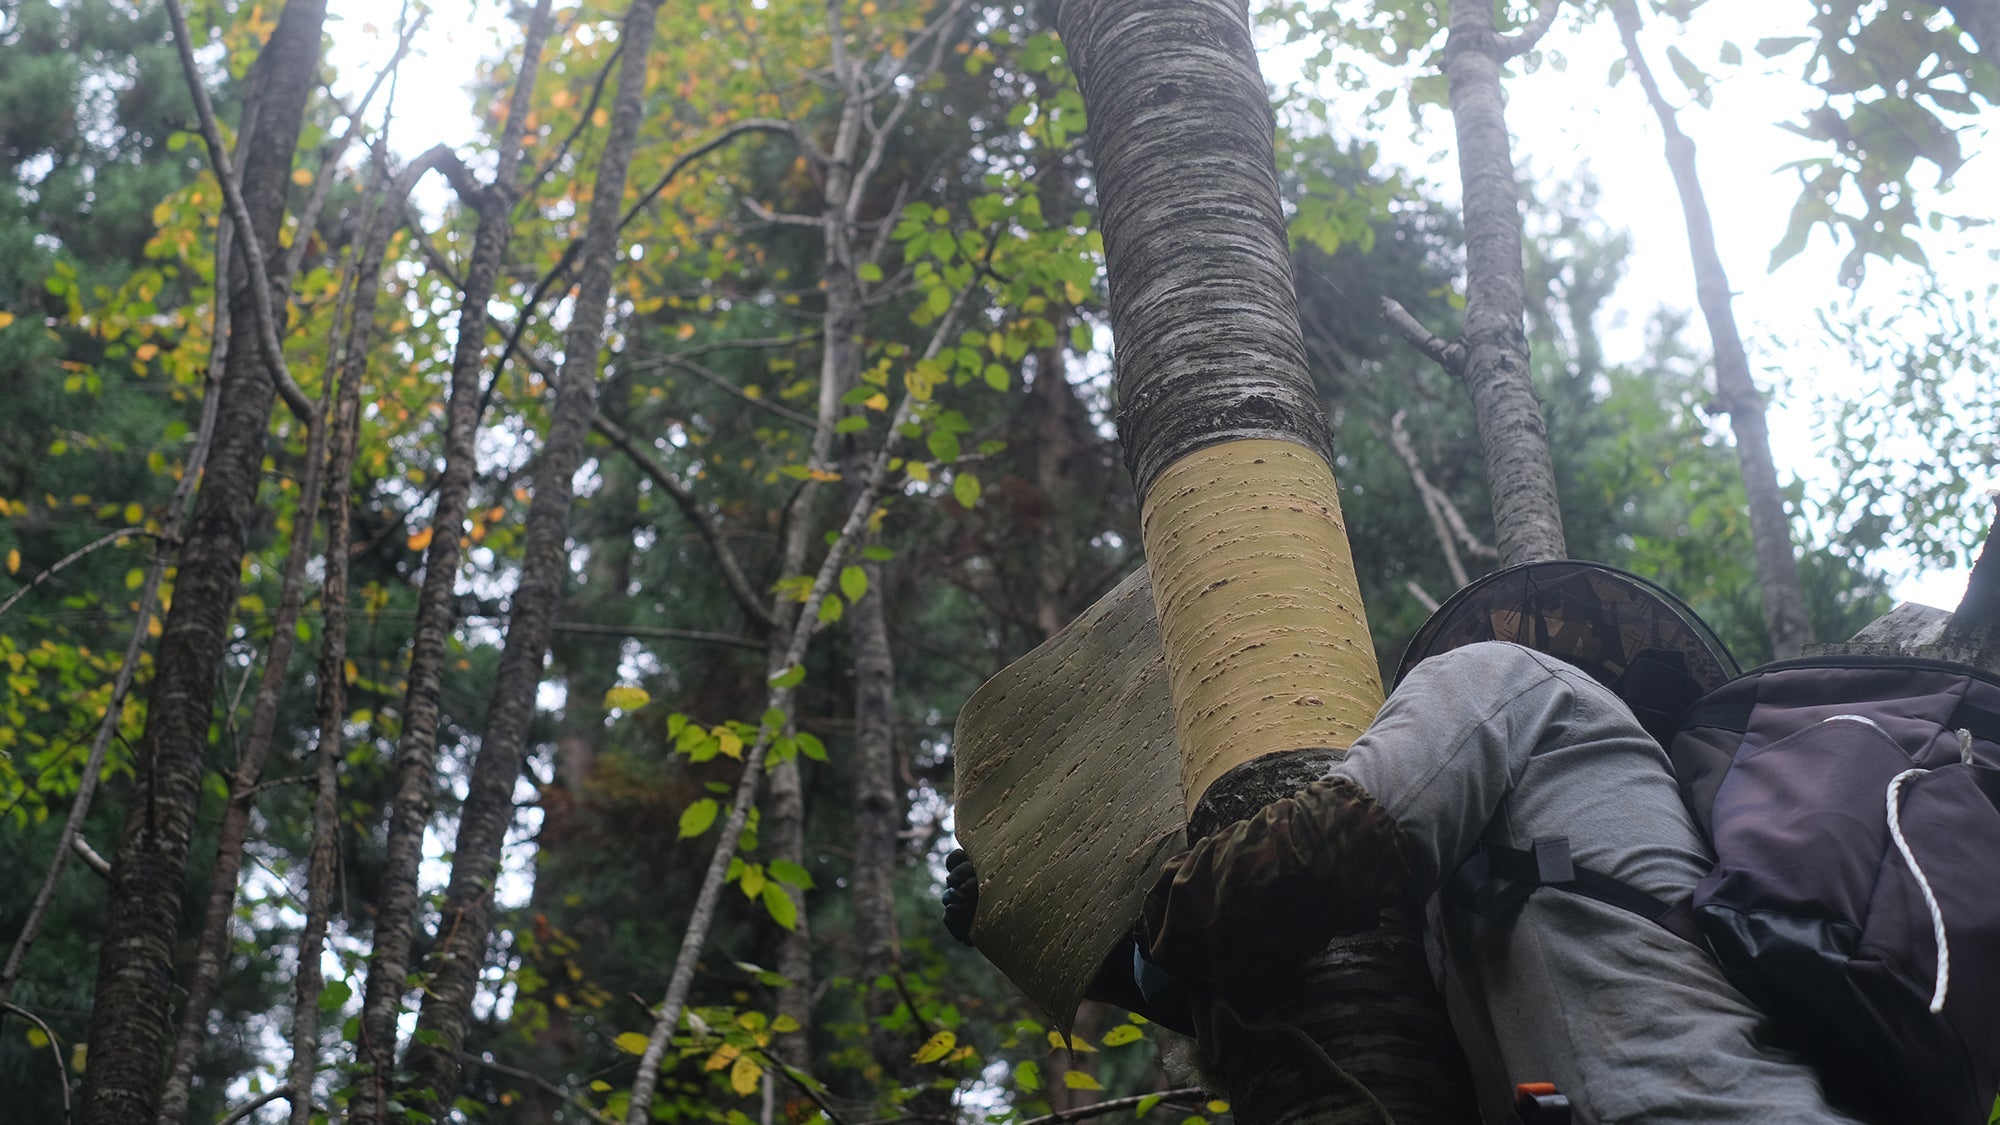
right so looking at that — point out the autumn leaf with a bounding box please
[0,312,15,329]
[406,526,434,551]
[730,1052,761,1096]
[706,1044,740,1071]
[604,685,651,711]
[614,1031,649,1055]
[911,1030,956,1064]
[1101,1024,1144,1046]
[1062,1070,1102,1090]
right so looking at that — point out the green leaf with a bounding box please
[1062,1070,1102,1091]
[926,429,961,463]
[834,415,870,434]
[761,707,787,730]
[857,261,884,283]
[679,799,720,838]
[770,665,806,688]
[952,472,981,508]
[797,732,828,761]
[770,859,815,889]
[317,980,352,1013]
[1135,1094,1163,1118]
[862,545,895,562]
[817,594,844,624]
[1100,1024,1144,1046]
[982,364,1010,391]
[840,565,868,602]
[614,1031,650,1056]
[761,881,798,930]
[1015,1061,1041,1092]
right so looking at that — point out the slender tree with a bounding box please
[76,0,328,1117]
[1611,1,1811,659]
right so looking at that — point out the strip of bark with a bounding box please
[347,3,557,1117]
[75,0,327,1117]
[396,0,667,1109]
[1612,2,1810,659]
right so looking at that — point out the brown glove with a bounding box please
[1141,777,1423,982]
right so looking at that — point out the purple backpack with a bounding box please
[1669,657,2000,1125]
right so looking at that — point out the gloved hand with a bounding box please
[941,847,978,945]
[1141,777,1425,983]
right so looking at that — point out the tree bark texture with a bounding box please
[1443,0,1567,566]
[349,4,555,1117]
[399,0,662,1107]
[76,1,327,1119]
[1050,0,1475,1119]
[1612,3,1812,660]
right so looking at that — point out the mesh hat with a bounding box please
[1394,561,1740,743]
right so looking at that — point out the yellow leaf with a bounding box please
[911,1030,956,1064]
[5,550,17,575]
[729,1052,761,1096]
[1101,1024,1145,1046]
[135,343,160,362]
[0,312,15,329]
[147,615,162,638]
[705,1044,740,1071]
[291,167,313,185]
[1047,1030,1095,1053]
[24,1027,48,1047]
[1206,1101,1231,1114]
[676,323,696,340]
[863,392,888,411]
[124,502,142,524]
[807,469,841,482]
[604,685,651,711]
[343,660,359,684]
[906,462,931,484]
[614,1031,650,1056]
[716,729,744,759]
[406,527,434,551]
[71,1042,86,1073]
[1062,1070,1102,1090]
[125,568,144,589]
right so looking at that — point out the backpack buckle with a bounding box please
[1512,1082,1572,1124]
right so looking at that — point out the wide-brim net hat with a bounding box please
[1394,560,1740,741]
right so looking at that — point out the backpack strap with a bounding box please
[1450,835,1706,948]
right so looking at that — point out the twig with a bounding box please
[1406,580,1441,614]
[591,412,780,633]
[751,1049,850,1125]
[645,353,817,427]
[218,1086,293,1125]
[1378,296,1465,375]
[162,0,316,423]
[457,1052,617,1124]
[0,528,164,619]
[1498,0,1564,59]
[70,835,112,879]
[1,1003,71,1123]
[1014,1089,1208,1125]
[742,197,828,228]
[522,39,626,203]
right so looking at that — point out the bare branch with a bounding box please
[742,197,829,229]
[218,1087,293,1125]
[70,835,112,879]
[1406,580,1442,613]
[2,1002,71,1121]
[592,411,780,634]
[522,39,626,202]
[0,527,164,619]
[1387,409,1494,589]
[1015,1090,1208,1125]
[1497,0,1564,59]
[1378,296,1466,375]
[646,352,817,427]
[163,0,316,424]
[457,1052,617,1125]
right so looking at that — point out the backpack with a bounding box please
[1666,656,2000,1125]
[1399,562,2000,1125]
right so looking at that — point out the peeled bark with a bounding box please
[1442,0,1566,566]
[398,0,663,1107]
[76,1,327,1119]
[1612,3,1811,659]
[1049,0,1475,1119]
[348,4,555,1116]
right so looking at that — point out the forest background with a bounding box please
[0,0,1994,1122]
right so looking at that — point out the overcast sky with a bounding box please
[323,0,1996,607]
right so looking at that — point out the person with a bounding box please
[948,562,1863,1124]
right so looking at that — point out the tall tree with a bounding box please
[1611,1,1812,660]
[77,0,328,1117]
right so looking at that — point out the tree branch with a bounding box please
[1014,1089,1208,1125]
[163,0,316,424]
[0,527,164,619]
[647,352,817,427]
[1497,0,1564,59]
[591,411,779,633]
[457,1052,617,1124]
[70,835,112,879]
[218,1086,293,1125]
[1378,296,1465,375]
[1,1002,71,1122]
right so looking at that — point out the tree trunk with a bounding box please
[1052,0,1475,1120]
[1612,2,1811,660]
[349,4,555,1116]
[75,1,327,1118]
[1444,0,1566,566]
[284,180,379,1121]
[398,0,662,1108]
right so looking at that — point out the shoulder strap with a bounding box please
[1449,835,1705,948]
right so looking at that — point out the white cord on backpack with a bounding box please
[1885,768,1950,1013]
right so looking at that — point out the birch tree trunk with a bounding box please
[349,3,555,1116]
[1052,0,1474,1119]
[76,1,327,1118]
[1612,2,1811,660]
[1443,0,1566,566]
